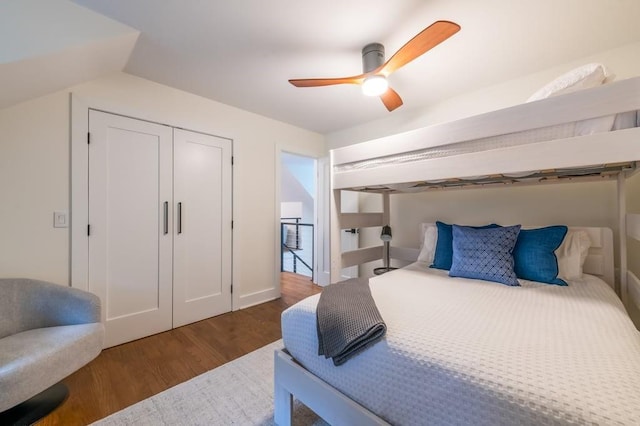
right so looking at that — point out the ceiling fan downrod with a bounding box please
[362,43,385,73]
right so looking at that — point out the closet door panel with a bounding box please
[173,129,232,327]
[88,110,173,347]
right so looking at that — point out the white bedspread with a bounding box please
[281,264,640,425]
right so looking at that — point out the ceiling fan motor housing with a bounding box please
[362,43,385,73]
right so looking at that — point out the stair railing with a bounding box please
[280,218,314,280]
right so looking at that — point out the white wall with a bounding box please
[0,91,70,284]
[281,156,315,224]
[0,72,325,310]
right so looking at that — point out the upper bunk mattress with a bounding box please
[281,264,640,425]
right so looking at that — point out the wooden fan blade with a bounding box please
[380,87,403,111]
[378,20,460,75]
[289,75,365,87]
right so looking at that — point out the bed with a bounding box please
[276,226,640,425]
[274,71,640,425]
[279,260,640,425]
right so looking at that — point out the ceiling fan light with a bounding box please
[362,75,388,97]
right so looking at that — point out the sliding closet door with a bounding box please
[88,110,173,347]
[173,129,232,328]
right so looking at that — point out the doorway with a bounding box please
[279,152,317,284]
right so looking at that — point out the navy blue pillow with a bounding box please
[513,226,568,286]
[431,221,500,270]
[449,224,521,286]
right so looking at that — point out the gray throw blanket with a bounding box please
[316,277,386,366]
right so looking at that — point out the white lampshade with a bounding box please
[362,75,388,97]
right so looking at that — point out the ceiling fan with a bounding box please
[288,20,461,112]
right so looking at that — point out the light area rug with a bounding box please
[92,340,328,426]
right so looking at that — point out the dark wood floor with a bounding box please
[38,273,321,426]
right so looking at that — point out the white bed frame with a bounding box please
[275,76,640,425]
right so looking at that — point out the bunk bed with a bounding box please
[274,75,640,425]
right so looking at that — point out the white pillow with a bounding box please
[555,230,591,281]
[527,63,609,102]
[417,225,438,263]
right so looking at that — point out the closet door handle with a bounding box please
[163,201,169,235]
[177,202,182,234]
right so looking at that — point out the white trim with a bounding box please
[274,349,390,426]
[316,156,331,286]
[70,94,89,290]
[237,287,279,310]
[274,146,284,294]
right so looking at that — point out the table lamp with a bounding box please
[374,225,397,275]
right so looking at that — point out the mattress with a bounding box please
[281,264,640,425]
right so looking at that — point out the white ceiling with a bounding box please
[6,1,640,134]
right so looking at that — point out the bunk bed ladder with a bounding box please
[330,189,391,283]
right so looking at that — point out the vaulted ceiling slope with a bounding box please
[3,1,640,134]
[0,0,139,109]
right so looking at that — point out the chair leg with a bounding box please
[0,382,69,426]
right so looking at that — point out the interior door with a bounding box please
[88,110,173,347]
[172,128,232,327]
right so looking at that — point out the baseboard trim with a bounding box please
[237,287,279,310]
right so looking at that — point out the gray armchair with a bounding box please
[0,278,104,423]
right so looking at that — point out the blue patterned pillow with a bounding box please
[431,221,500,270]
[513,226,568,285]
[449,224,521,286]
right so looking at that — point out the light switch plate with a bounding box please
[53,211,68,228]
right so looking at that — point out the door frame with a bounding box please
[316,156,331,286]
[70,94,235,308]
[274,145,325,288]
